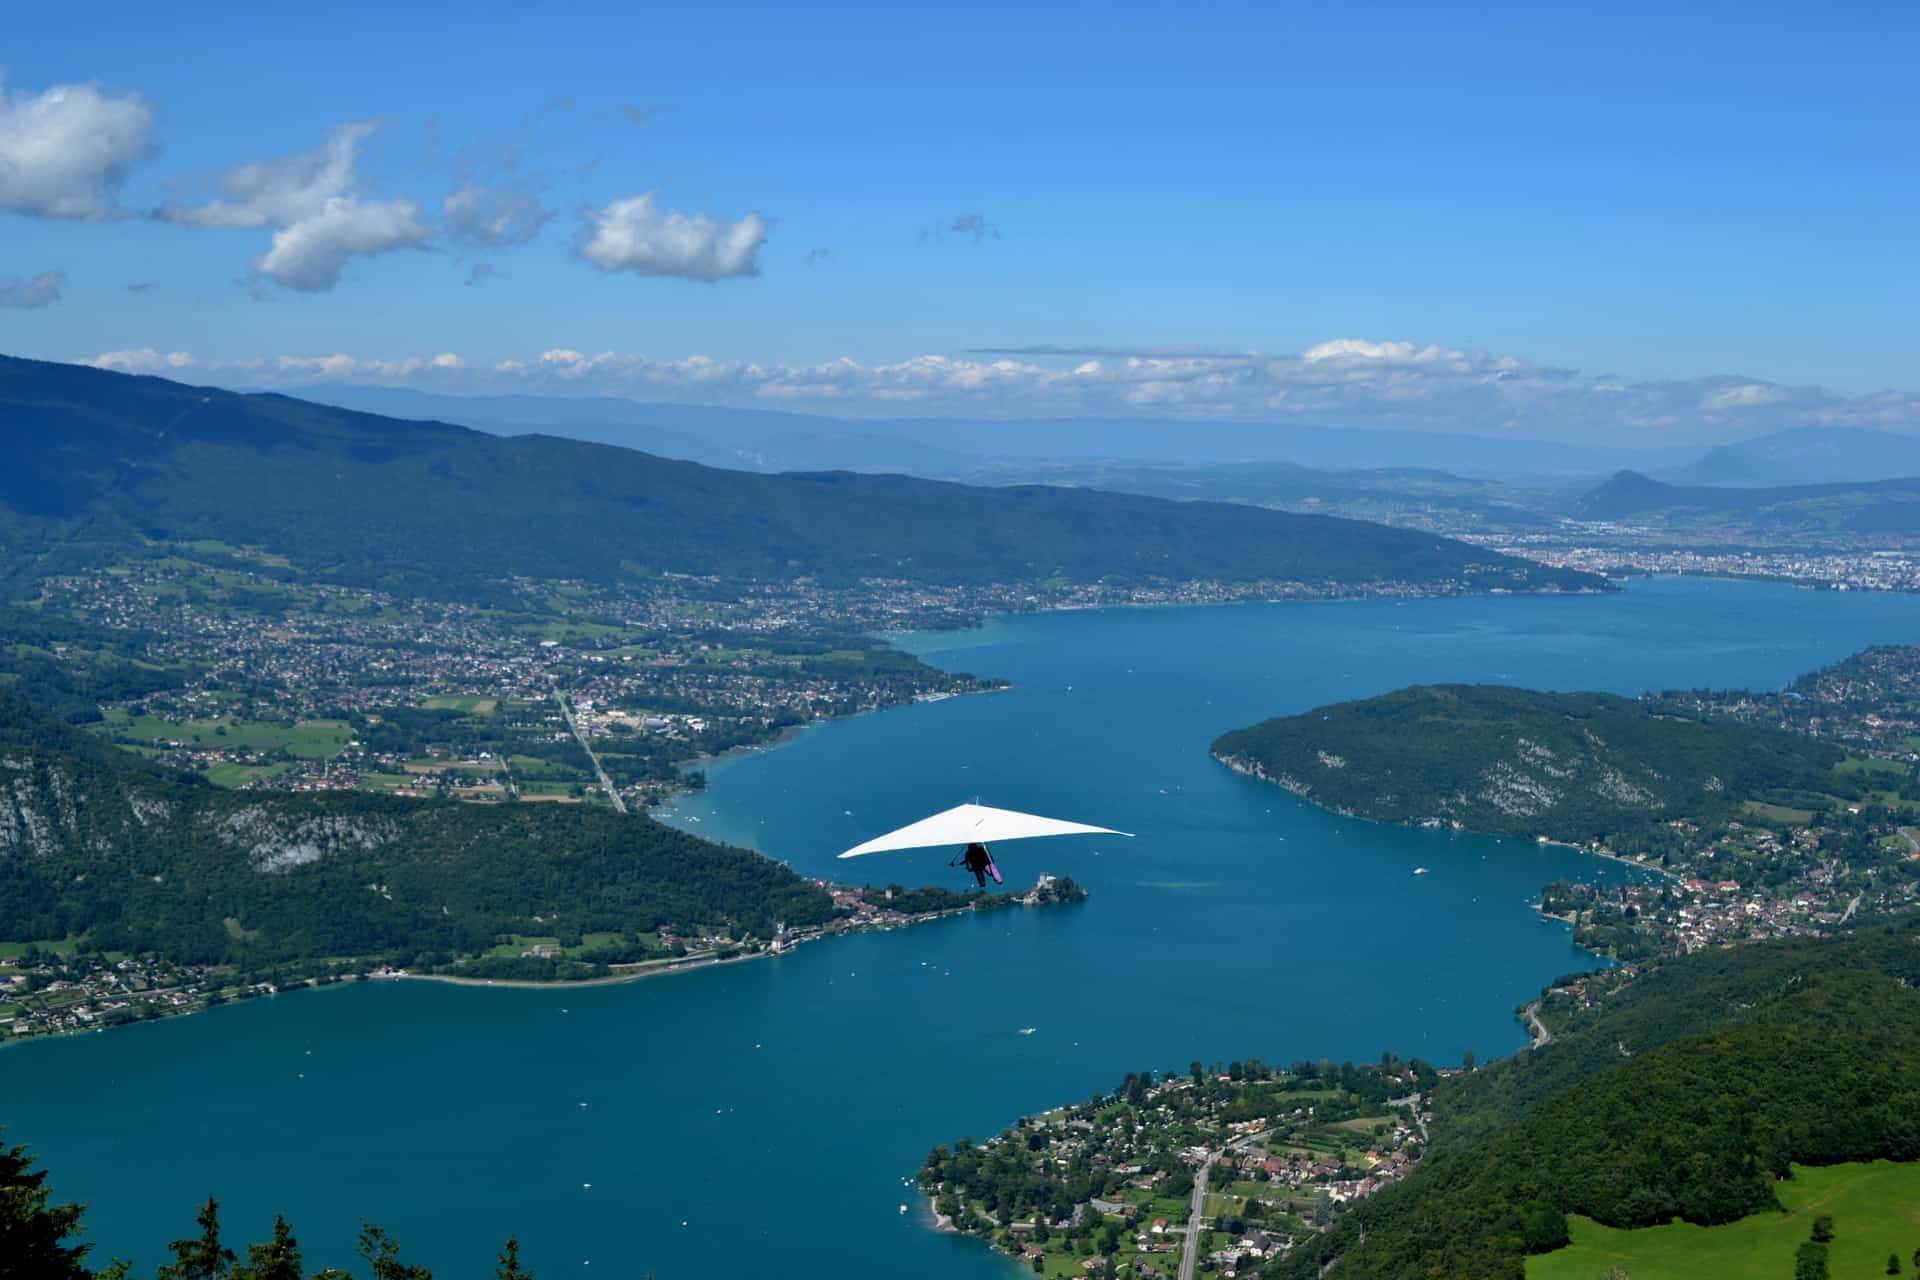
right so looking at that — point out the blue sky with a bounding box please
[2,0,1916,437]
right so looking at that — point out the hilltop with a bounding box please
[0,689,831,978]
[1576,468,1920,535]
[1210,683,1845,846]
[0,355,1600,601]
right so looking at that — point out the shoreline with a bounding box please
[654,684,1012,826]
[1215,750,1677,883]
[0,898,1040,1049]
[383,942,794,990]
[388,900,1004,991]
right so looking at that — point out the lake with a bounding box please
[6,577,1919,1278]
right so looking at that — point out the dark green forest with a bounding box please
[0,691,831,969]
[0,354,1599,600]
[1213,683,1850,847]
[1268,912,1920,1279]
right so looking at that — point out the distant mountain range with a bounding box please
[0,354,1597,598]
[287,387,1920,532]
[288,384,1702,480]
[1668,426,1920,488]
[1578,469,1920,534]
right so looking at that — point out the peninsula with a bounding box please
[0,688,1086,1043]
[1213,653,1920,960]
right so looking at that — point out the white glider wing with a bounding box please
[837,802,1131,858]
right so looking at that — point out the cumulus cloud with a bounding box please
[465,262,497,287]
[254,196,431,292]
[576,192,768,281]
[0,270,64,309]
[443,181,551,247]
[156,121,430,292]
[0,78,155,220]
[157,121,375,229]
[68,337,1920,443]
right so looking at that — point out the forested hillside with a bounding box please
[1212,684,1847,845]
[0,691,830,969]
[0,354,1601,600]
[1271,912,1920,1279]
[1432,914,1920,1147]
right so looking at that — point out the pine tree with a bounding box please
[494,1236,531,1280]
[358,1223,432,1280]
[158,1197,235,1280]
[231,1215,302,1280]
[0,1139,94,1279]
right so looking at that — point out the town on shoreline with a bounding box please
[0,875,1088,1046]
[921,1057,1441,1279]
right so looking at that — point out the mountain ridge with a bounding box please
[0,354,1602,599]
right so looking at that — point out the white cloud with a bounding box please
[156,121,430,292]
[254,196,431,292]
[0,270,64,309]
[0,78,155,220]
[443,181,550,247]
[158,121,375,229]
[1705,382,1784,410]
[83,348,195,373]
[68,337,1920,443]
[576,192,767,281]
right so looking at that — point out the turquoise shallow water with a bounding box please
[7,578,1920,1278]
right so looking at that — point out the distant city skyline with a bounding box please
[3,1,1915,439]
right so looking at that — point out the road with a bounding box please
[1178,1152,1214,1280]
[1841,892,1862,923]
[1389,1092,1429,1145]
[1522,1000,1554,1048]
[552,685,627,815]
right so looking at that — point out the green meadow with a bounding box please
[1530,1161,1920,1280]
[98,709,353,759]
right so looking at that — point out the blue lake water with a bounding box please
[6,577,1920,1278]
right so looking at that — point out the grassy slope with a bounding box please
[1531,1161,1920,1280]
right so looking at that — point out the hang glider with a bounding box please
[837,802,1132,859]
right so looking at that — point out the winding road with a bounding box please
[1522,1000,1554,1048]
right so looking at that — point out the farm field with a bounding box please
[96,709,353,759]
